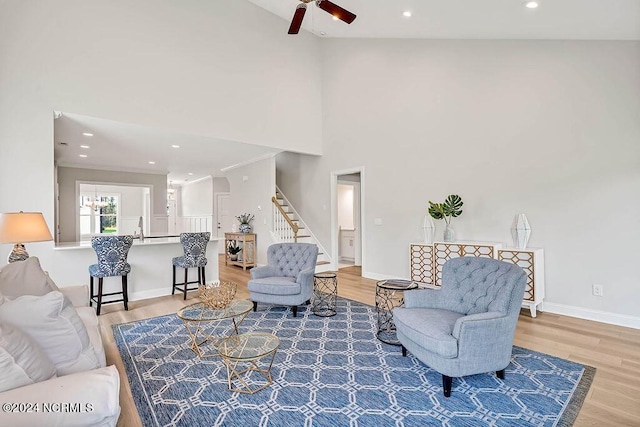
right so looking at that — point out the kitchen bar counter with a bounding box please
[50,237,222,301]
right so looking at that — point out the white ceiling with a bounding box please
[248,0,640,40]
[54,113,280,185]
[53,2,638,184]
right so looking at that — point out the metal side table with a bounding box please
[312,272,338,317]
[375,279,418,345]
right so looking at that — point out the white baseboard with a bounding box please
[362,271,405,282]
[129,288,172,302]
[543,302,640,330]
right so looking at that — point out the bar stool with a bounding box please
[172,232,210,300]
[89,235,134,316]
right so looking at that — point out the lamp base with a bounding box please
[8,243,29,263]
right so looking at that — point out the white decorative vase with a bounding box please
[443,224,455,242]
[511,213,531,249]
[422,216,435,244]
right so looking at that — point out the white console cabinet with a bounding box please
[410,242,545,317]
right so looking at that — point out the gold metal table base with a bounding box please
[222,351,277,394]
[182,315,248,358]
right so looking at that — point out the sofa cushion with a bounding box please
[76,306,107,367]
[0,291,101,375]
[0,323,57,393]
[0,257,59,298]
[248,276,300,295]
[393,307,464,359]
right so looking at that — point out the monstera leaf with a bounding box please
[428,201,445,220]
[428,195,463,223]
[443,194,463,218]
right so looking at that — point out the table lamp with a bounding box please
[0,211,53,263]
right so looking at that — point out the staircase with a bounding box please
[272,186,331,271]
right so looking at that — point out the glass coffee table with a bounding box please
[177,299,253,358]
[218,332,280,394]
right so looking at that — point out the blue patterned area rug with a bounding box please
[113,298,595,427]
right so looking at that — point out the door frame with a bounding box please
[330,167,365,273]
[215,192,231,254]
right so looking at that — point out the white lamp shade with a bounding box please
[0,212,53,244]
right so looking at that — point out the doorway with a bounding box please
[216,193,232,254]
[331,168,364,275]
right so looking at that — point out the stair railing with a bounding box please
[272,196,299,242]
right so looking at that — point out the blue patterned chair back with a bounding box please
[90,235,134,277]
[440,257,526,316]
[267,243,318,278]
[178,232,210,268]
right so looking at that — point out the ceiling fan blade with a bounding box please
[288,4,307,34]
[315,0,356,24]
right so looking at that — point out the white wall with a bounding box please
[181,177,213,217]
[0,0,321,284]
[224,156,276,265]
[337,184,354,230]
[57,167,167,242]
[277,40,640,324]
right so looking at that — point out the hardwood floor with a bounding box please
[99,255,640,426]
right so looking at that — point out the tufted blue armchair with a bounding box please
[393,257,526,397]
[89,235,134,315]
[248,243,319,317]
[172,232,210,300]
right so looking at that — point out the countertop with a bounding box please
[54,235,222,251]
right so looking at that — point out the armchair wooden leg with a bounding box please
[201,267,206,285]
[252,301,258,312]
[292,306,298,317]
[497,369,505,380]
[401,345,407,357]
[442,375,452,397]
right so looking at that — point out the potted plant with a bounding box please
[236,213,255,234]
[227,241,241,261]
[428,194,463,242]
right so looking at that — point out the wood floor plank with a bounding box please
[98,255,640,427]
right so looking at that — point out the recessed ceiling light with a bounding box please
[402,11,412,18]
[524,1,539,8]
[79,154,88,158]
[82,132,93,137]
[171,144,180,148]
[188,172,193,176]
[320,31,326,36]
[148,161,156,165]
[80,145,90,149]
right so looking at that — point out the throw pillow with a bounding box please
[0,291,100,376]
[0,323,57,393]
[0,257,59,298]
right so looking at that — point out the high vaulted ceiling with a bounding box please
[248,0,640,40]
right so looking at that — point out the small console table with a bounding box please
[225,232,256,270]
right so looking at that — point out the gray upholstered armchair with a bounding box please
[248,243,319,317]
[393,257,526,397]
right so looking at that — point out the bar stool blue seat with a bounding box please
[89,235,134,316]
[172,232,210,300]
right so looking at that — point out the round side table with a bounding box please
[312,272,338,317]
[375,279,418,345]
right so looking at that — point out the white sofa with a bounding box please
[0,258,121,427]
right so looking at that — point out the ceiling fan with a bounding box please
[288,0,357,35]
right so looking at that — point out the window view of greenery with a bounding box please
[80,194,118,238]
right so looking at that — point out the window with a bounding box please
[79,193,119,239]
